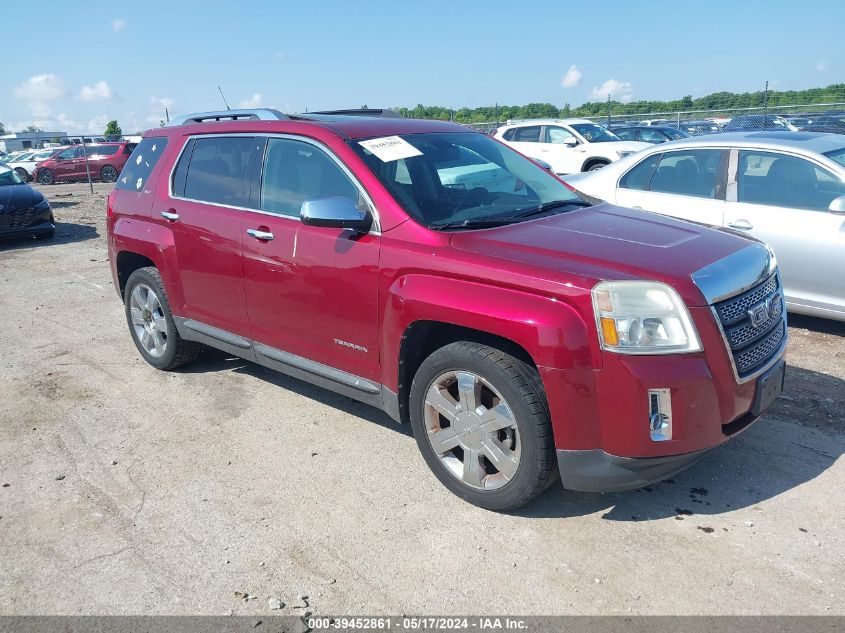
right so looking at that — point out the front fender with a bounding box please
[381,273,598,392]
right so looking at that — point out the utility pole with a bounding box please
[762,80,769,130]
[606,93,612,128]
[81,137,93,194]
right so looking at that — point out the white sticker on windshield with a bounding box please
[358,136,422,162]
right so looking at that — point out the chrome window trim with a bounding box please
[166,132,382,235]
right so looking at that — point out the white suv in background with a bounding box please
[494,118,649,175]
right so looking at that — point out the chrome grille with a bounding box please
[713,273,785,380]
[715,274,778,325]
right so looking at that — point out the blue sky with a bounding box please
[4,0,843,134]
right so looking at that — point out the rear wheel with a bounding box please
[100,165,118,182]
[585,160,609,172]
[14,167,30,182]
[409,341,557,511]
[124,267,202,370]
[37,169,54,185]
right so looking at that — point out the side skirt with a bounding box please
[173,317,401,422]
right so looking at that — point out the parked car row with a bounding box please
[0,141,137,184]
[564,130,845,322]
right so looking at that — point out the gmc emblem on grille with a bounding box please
[748,298,774,328]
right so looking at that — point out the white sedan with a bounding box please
[494,118,649,176]
[6,147,65,181]
[565,131,845,321]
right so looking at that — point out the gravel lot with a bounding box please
[1,183,843,615]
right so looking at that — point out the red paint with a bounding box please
[108,116,775,461]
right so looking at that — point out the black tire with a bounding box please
[38,169,55,185]
[124,267,202,370]
[585,161,609,172]
[14,167,30,182]
[100,165,118,183]
[409,341,557,511]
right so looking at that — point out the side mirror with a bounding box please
[563,137,578,147]
[301,196,373,232]
[829,194,845,215]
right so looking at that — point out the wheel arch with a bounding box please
[115,251,156,298]
[581,157,611,172]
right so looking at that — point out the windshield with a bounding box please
[349,132,587,229]
[570,123,621,143]
[823,148,845,168]
[666,129,689,139]
[0,165,24,186]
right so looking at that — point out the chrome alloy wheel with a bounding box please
[129,283,168,358]
[423,370,521,490]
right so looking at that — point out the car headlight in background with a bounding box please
[592,280,702,354]
[616,150,634,159]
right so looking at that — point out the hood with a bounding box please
[449,203,758,307]
[601,140,650,152]
[0,183,44,214]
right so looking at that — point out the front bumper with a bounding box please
[0,218,54,240]
[557,446,711,493]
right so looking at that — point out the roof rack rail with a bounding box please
[309,108,403,118]
[166,108,289,126]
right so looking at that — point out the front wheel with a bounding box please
[100,165,118,182]
[409,342,557,511]
[586,161,609,172]
[124,267,202,370]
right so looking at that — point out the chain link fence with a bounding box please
[461,102,845,135]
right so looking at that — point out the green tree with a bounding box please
[23,125,42,133]
[104,120,123,140]
[0,121,5,135]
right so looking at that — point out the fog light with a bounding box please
[648,389,672,441]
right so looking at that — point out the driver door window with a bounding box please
[544,126,576,145]
[260,138,361,217]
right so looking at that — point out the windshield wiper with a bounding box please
[428,218,518,231]
[509,199,593,220]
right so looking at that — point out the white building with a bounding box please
[0,131,69,153]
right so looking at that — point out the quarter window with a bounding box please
[116,137,168,191]
[260,138,361,218]
[183,136,257,207]
[737,150,845,211]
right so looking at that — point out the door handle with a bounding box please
[247,228,275,241]
[728,219,753,230]
[160,210,179,221]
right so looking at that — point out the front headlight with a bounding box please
[591,280,702,354]
[33,199,50,211]
[616,150,634,158]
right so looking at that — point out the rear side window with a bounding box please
[183,136,258,207]
[115,137,168,191]
[648,149,723,198]
[85,145,119,157]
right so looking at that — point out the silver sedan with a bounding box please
[565,131,845,321]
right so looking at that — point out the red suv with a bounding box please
[107,109,787,510]
[35,141,137,185]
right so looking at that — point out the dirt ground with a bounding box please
[1,183,843,615]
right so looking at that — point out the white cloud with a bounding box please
[816,61,829,72]
[560,65,582,89]
[79,80,112,102]
[238,93,262,108]
[13,74,65,103]
[112,18,126,32]
[275,51,285,62]
[590,79,634,103]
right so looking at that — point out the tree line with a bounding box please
[395,84,845,123]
